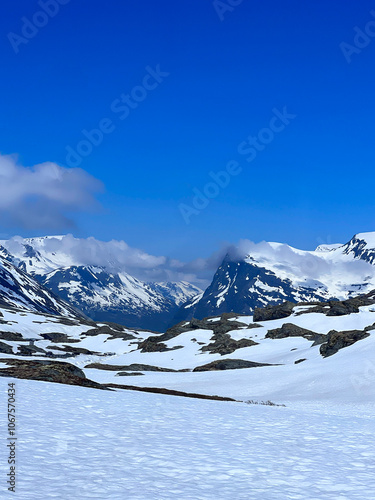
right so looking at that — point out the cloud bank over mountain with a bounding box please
[2,234,216,287]
[2,232,375,291]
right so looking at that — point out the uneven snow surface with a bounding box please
[1,379,375,499]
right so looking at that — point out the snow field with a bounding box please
[1,379,375,499]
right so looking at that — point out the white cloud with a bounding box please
[0,154,103,229]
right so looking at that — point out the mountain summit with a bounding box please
[174,232,375,322]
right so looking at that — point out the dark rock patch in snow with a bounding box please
[138,314,253,354]
[0,341,14,354]
[296,290,375,317]
[320,330,370,357]
[201,335,258,356]
[266,323,327,345]
[0,358,106,389]
[253,301,295,322]
[41,332,80,343]
[193,358,276,372]
[0,331,23,341]
[84,324,136,341]
[116,372,145,376]
[85,362,181,372]
[107,383,238,402]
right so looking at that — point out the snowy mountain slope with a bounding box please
[3,231,375,330]
[0,235,104,277]
[341,231,375,264]
[315,243,343,252]
[1,289,375,404]
[175,232,375,321]
[0,255,82,318]
[0,236,73,276]
[0,236,202,331]
[39,265,190,331]
[147,281,202,307]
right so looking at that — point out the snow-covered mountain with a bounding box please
[3,231,375,330]
[341,232,375,264]
[0,236,202,331]
[39,266,201,331]
[0,235,73,276]
[174,232,375,322]
[0,253,82,318]
[147,281,202,307]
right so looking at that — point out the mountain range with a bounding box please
[0,231,375,405]
[0,236,201,331]
[1,231,375,331]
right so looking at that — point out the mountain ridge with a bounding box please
[174,232,375,322]
[0,237,202,331]
[0,253,83,318]
[2,231,375,330]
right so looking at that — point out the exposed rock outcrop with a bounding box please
[41,332,80,343]
[193,358,276,372]
[0,341,14,354]
[0,358,105,388]
[201,335,258,355]
[296,290,375,317]
[85,362,180,372]
[0,331,23,341]
[253,301,295,322]
[84,324,136,341]
[138,313,252,353]
[266,323,328,345]
[320,329,371,357]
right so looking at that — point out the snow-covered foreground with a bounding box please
[1,379,375,500]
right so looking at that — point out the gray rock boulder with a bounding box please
[253,301,295,322]
[320,329,370,357]
[266,323,327,345]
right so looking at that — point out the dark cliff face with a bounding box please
[192,258,295,316]
[172,256,325,323]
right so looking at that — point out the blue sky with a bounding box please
[1,0,375,262]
